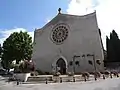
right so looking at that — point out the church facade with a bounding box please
[32,10,104,74]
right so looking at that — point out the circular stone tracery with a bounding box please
[51,23,69,44]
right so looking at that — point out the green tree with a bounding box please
[2,31,33,69]
[106,36,113,62]
[110,30,120,62]
[106,30,120,63]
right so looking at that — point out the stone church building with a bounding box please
[32,9,104,74]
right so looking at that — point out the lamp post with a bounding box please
[73,55,80,74]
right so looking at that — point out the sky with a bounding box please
[0,0,120,49]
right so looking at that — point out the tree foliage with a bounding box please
[1,31,33,69]
[106,30,120,63]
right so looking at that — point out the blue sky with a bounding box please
[0,0,68,30]
[0,0,120,49]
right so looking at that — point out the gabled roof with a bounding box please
[35,11,96,32]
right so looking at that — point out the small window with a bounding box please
[87,54,92,56]
[75,61,79,66]
[88,60,93,65]
[82,54,85,57]
[96,60,101,65]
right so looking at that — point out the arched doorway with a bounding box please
[56,58,66,74]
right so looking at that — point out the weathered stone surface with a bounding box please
[32,12,104,73]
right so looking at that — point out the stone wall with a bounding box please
[32,12,104,73]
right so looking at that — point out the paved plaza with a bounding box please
[0,75,120,90]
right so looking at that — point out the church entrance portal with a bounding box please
[56,58,66,74]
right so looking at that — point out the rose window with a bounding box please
[51,24,69,44]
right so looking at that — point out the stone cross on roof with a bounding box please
[58,8,61,14]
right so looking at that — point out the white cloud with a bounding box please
[0,28,34,45]
[67,0,95,15]
[67,0,120,49]
[45,18,51,23]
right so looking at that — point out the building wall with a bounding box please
[32,12,104,73]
